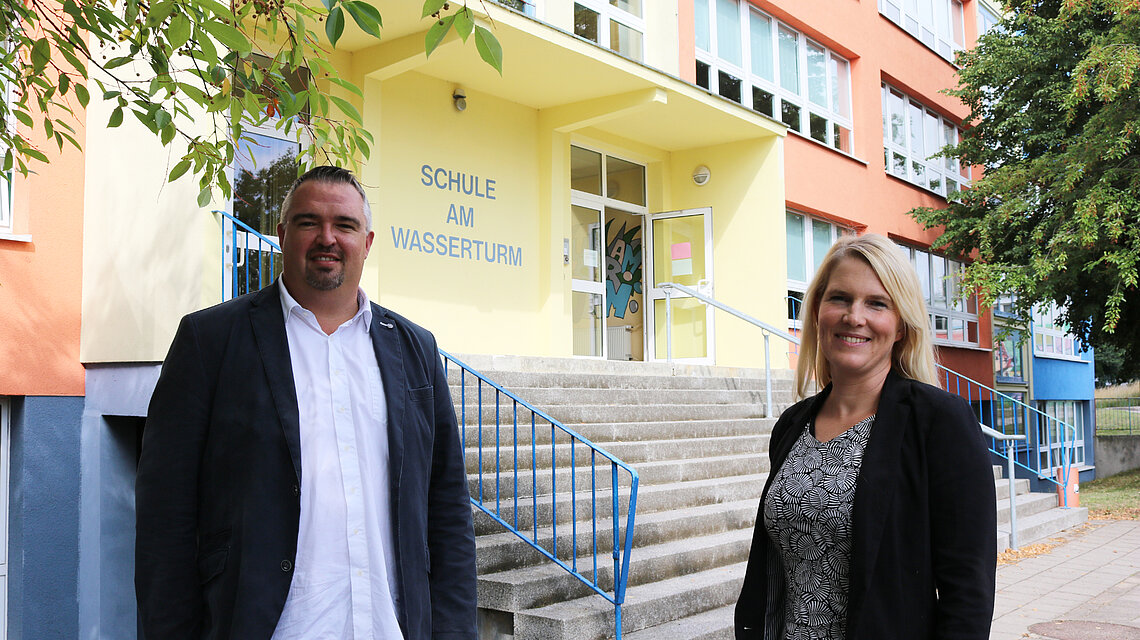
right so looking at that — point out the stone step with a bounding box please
[512,561,747,640]
[998,505,1089,551]
[992,475,1031,501]
[478,528,753,612]
[450,386,782,407]
[996,491,1060,525]
[622,604,735,640]
[455,418,776,448]
[467,451,768,501]
[474,497,760,574]
[471,473,765,537]
[445,366,791,391]
[463,434,770,473]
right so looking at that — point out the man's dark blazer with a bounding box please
[735,370,997,640]
[136,282,477,640]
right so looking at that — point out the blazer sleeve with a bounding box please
[927,393,997,640]
[425,340,478,638]
[135,314,213,639]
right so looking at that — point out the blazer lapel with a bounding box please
[371,305,406,498]
[848,370,909,622]
[249,283,303,483]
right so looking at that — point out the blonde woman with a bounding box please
[735,233,996,639]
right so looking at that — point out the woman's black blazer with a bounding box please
[735,370,997,639]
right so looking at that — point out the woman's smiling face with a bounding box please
[816,257,904,385]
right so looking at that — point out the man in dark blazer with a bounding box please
[136,166,477,639]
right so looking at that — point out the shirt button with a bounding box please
[292,484,300,497]
[281,560,293,572]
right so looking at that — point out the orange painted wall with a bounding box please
[0,111,86,396]
[679,0,994,383]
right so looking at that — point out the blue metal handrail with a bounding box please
[940,365,1080,505]
[215,210,281,300]
[441,350,640,639]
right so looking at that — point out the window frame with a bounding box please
[694,0,854,154]
[882,82,970,198]
[1038,399,1086,469]
[877,0,965,62]
[1032,302,1082,360]
[574,0,645,62]
[785,211,851,326]
[898,244,980,347]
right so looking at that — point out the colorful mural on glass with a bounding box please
[606,220,642,319]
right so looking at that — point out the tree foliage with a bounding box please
[0,0,502,206]
[911,0,1139,370]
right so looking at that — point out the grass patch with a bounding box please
[1082,466,1140,520]
[1096,381,1140,399]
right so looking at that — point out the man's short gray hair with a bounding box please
[279,165,373,230]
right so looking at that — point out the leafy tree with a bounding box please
[0,0,503,205]
[911,0,1139,368]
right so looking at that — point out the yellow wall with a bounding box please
[80,59,221,363]
[368,72,546,356]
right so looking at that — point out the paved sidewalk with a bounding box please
[992,520,1140,640]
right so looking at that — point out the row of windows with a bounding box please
[878,0,965,63]
[694,0,853,153]
[574,0,644,62]
[786,212,979,347]
[882,83,971,197]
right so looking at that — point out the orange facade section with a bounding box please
[680,0,994,384]
[0,121,86,396]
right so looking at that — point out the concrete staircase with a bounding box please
[448,355,1087,639]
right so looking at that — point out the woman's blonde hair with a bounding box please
[794,233,940,397]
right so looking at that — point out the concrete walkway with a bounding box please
[992,520,1140,640]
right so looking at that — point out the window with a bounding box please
[882,83,970,198]
[994,329,1025,383]
[898,245,979,346]
[1038,400,1086,469]
[878,0,964,62]
[0,39,13,232]
[695,0,853,153]
[978,2,1002,34]
[574,0,644,62]
[1033,303,1079,358]
[493,0,537,16]
[786,212,850,323]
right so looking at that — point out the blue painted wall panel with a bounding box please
[1032,354,1095,401]
[8,395,84,640]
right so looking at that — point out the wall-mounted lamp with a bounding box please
[453,87,467,112]
[692,165,711,186]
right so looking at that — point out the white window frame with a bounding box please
[493,0,538,17]
[878,0,965,62]
[785,211,851,326]
[978,2,1002,34]
[573,0,645,61]
[1033,302,1082,359]
[694,0,854,153]
[1038,399,1086,470]
[882,82,971,198]
[898,244,980,347]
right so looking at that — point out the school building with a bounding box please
[0,0,1095,636]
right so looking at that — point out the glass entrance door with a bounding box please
[571,203,606,357]
[646,208,714,363]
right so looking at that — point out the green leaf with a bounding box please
[325,6,345,46]
[75,84,90,107]
[204,21,251,56]
[15,110,34,128]
[24,148,48,163]
[161,123,176,146]
[154,108,172,130]
[454,7,474,42]
[422,0,447,18]
[425,14,455,58]
[59,73,70,96]
[104,56,135,70]
[108,106,123,128]
[328,94,362,123]
[328,77,364,98]
[43,118,54,139]
[474,25,503,74]
[147,0,175,27]
[31,39,51,75]
[343,1,382,39]
[320,0,336,11]
[169,14,191,50]
[197,186,213,208]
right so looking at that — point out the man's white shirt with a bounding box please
[272,283,404,640]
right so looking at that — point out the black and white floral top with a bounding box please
[762,415,875,640]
